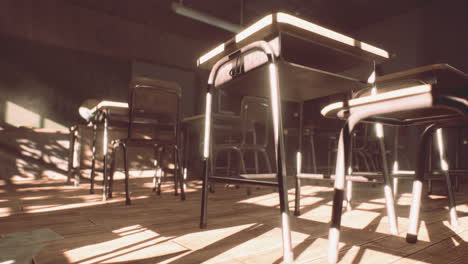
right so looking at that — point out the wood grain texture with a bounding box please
[0,172,466,263]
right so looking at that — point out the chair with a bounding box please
[322,64,468,263]
[212,96,273,182]
[107,77,185,205]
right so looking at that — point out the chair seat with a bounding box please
[322,64,468,125]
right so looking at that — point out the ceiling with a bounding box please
[66,0,431,43]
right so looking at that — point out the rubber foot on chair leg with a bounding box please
[406,234,418,244]
[200,223,207,229]
[90,190,94,194]
[108,193,112,199]
[294,210,301,216]
[125,199,131,206]
[181,194,186,201]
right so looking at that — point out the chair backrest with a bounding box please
[127,77,182,140]
[240,96,270,147]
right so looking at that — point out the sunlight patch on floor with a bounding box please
[337,245,405,264]
[211,227,309,264]
[174,223,257,250]
[299,204,332,223]
[64,226,182,264]
[341,210,380,229]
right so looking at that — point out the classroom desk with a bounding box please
[196,12,390,262]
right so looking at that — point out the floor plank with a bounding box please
[0,173,466,263]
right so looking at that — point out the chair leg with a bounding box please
[102,152,108,201]
[310,132,318,174]
[376,124,398,235]
[173,146,179,196]
[108,151,115,199]
[152,146,158,192]
[357,151,371,171]
[345,134,354,212]
[236,149,251,195]
[122,143,131,205]
[253,131,259,174]
[102,115,109,201]
[444,171,458,227]
[262,149,272,173]
[227,149,232,176]
[68,126,77,185]
[156,148,163,196]
[427,180,433,195]
[327,138,336,177]
[294,151,302,216]
[175,146,186,200]
[436,129,458,227]
[455,174,460,192]
[407,124,435,243]
[345,180,353,211]
[156,169,162,195]
[328,123,352,264]
[392,127,400,196]
[90,122,98,194]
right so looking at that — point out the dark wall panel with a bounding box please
[0,36,129,128]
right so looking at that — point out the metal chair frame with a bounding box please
[323,78,467,263]
[107,81,186,205]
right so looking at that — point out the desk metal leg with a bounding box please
[294,102,303,216]
[200,91,212,229]
[102,112,109,201]
[199,44,293,263]
[90,122,98,194]
[269,63,293,263]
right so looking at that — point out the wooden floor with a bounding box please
[1,171,467,264]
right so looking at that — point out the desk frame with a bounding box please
[200,41,293,263]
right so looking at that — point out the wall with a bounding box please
[352,0,468,169]
[355,0,468,74]
[0,0,212,129]
[0,36,130,128]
